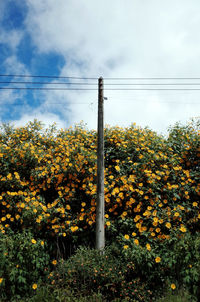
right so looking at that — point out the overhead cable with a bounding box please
[0,74,98,80]
[0,81,98,85]
[0,87,97,91]
[2,74,200,80]
[2,81,200,86]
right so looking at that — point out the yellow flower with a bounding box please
[193,202,198,207]
[7,173,12,180]
[124,234,130,240]
[32,283,37,290]
[153,217,158,223]
[121,211,127,217]
[132,232,137,237]
[71,226,78,232]
[41,241,44,246]
[106,221,111,226]
[123,245,129,249]
[115,165,120,172]
[171,283,176,290]
[31,239,37,244]
[146,243,151,251]
[0,278,3,284]
[52,260,57,265]
[155,257,161,263]
[134,239,139,245]
[165,222,171,229]
[14,172,20,180]
[180,225,187,233]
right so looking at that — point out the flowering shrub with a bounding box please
[50,246,152,301]
[0,118,199,300]
[0,229,50,300]
[47,232,200,301]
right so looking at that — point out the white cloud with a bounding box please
[0,29,23,50]
[15,0,200,132]
[0,55,31,108]
[12,111,66,129]
[3,55,27,74]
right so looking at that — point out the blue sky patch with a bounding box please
[2,0,27,30]
[30,52,65,77]
[16,33,36,66]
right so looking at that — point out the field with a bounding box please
[0,119,199,301]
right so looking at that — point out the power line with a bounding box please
[2,74,200,80]
[0,81,98,85]
[104,77,200,80]
[2,87,200,91]
[106,83,200,86]
[0,74,98,80]
[4,102,96,106]
[0,87,97,91]
[3,99,199,106]
[106,99,200,105]
[105,88,200,91]
[2,81,200,86]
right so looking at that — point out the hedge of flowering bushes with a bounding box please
[0,119,199,301]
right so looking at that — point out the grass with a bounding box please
[3,286,194,302]
[155,287,195,302]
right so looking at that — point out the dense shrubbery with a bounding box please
[0,229,50,300]
[0,119,199,301]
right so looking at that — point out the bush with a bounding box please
[0,119,199,300]
[49,245,153,301]
[0,229,50,301]
[0,119,199,249]
[120,230,200,301]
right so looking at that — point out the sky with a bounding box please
[0,0,200,134]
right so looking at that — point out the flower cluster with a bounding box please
[0,120,199,250]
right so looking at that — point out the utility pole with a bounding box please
[96,77,105,251]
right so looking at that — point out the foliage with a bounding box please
[49,245,152,301]
[21,286,104,302]
[0,119,199,246]
[120,230,200,301]
[40,232,200,301]
[0,229,50,301]
[155,287,194,302]
[0,118,199,300]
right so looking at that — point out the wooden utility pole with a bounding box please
[96,77,105,251]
